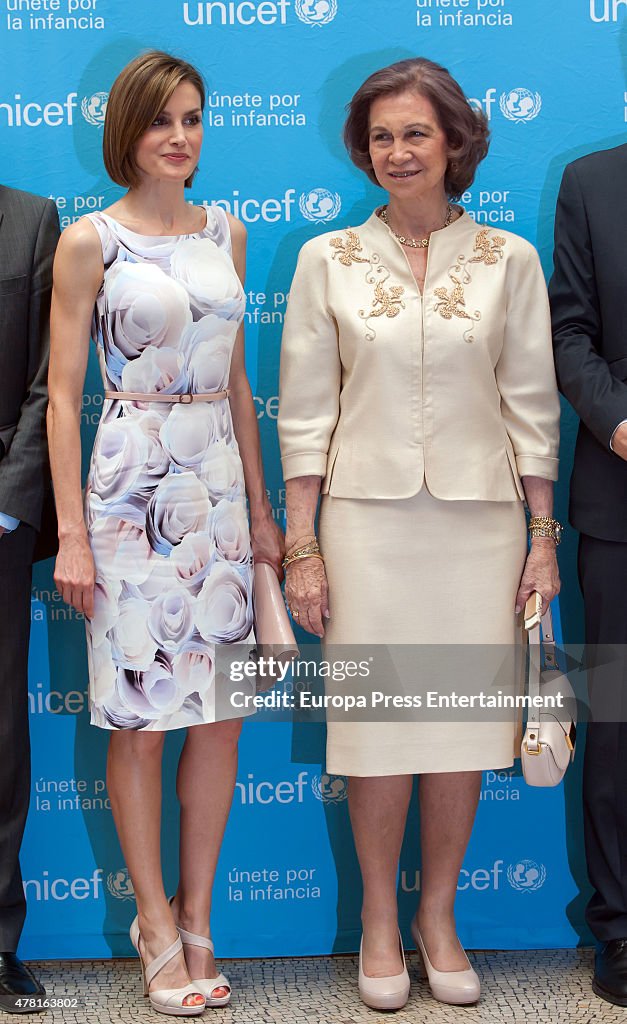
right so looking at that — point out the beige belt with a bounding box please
[104,389,230,404]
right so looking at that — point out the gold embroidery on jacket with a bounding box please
[470,229,506,267]
[434,229,506,343]
[433,283,481,337]
[361,282,405,323]
[329,230,368,267]
[330,231,405,341]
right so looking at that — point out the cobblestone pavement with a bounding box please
[0,949,625,1023]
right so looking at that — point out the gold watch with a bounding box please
[528,516,562,544]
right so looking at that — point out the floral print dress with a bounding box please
[84,207,254,730]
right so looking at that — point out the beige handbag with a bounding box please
[253,563,299,688]
[521,593,576,787]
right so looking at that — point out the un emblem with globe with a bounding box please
[311,773,348,803]
[106,867,136,901]
[295,0,338,26]
[499,89,542,123]
[299,189,342,223]
[507,860,547,892]
[81,92,109,126]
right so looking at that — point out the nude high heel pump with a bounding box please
[358,930,410,1011]
[129,915,205,1016]
[411,918,480,1005]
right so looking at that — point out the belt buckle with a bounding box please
[178,393,193,404]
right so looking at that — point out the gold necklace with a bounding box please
[379,204,455,249]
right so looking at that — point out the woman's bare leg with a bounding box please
[170,718,242,994]
[415,770,482,970]
[107,730,202,1006]
[349,774,413,976]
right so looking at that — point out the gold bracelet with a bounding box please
[528,516,563,545]
[284,552,325,570]
[282,543,321,569]
[292,540,320,554]
[283,540,319,561]
[285,534,317,558]
[282,543,323,570]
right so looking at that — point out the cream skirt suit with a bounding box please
[278,208,560,777]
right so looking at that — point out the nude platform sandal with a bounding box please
[176,926,232,1008]
[129,915,205,1016]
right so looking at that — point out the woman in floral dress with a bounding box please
[48,51,283,1015]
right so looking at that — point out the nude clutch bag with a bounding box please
[253,563,299,686]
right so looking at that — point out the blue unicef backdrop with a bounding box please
[1,0,624,960]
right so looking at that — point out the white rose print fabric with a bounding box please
[84,208,254,730]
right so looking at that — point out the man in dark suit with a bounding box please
[0,186,59,1013]
[550,145,627,1007]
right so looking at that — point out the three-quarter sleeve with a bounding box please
[495,244,560,481]
[278,240,341,480]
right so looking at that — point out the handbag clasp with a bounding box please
[523,733,542,755]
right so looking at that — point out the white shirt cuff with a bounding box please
[0,512,20,532]
[609,419,627,452]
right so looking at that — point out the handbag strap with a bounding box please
[539,606,557,668]
[524,601,554,752]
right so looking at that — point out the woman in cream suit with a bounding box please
[278,58,561,1011]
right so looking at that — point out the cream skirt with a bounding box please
[318,487,528,777]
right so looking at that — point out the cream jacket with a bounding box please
[278,209,560,501]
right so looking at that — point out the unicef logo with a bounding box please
[507,860,547,892]
[295,0,338,25]
[81,92,109,126]
[311,773,348,803]
[106,868,136,901]
[499,88,542,123]
[299,188,342,223]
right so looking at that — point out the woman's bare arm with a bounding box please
[47,218,103,615]
[227,213,284,576]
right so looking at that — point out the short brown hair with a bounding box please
[344,58,489,200]
[103,51,205,190]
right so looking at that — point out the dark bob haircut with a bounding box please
[103,50,205,190]
[343,57,489,201]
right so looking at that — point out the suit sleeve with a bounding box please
[549,162,627,447]
[278,240,341,480]
[0,199,60,528]
[495,243,560,480]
